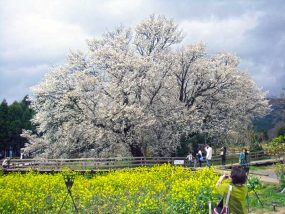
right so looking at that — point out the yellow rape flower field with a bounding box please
[0,164,218,213]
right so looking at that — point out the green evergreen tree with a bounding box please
[20,95,35,131]
[0,96,35,157]
[0,99,9,153]
[7,101,23,156]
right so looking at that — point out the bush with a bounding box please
[247,176,263,191]
[274,163,285,189]
[0,164,218,213]
[249,141,263,152]
[268,134,285,158]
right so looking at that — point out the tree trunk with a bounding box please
[129,144,143,157]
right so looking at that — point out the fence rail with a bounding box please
[1,150,284,172]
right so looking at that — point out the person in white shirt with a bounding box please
[205,144,213,167]
[186,152,193,167]
[2,158,11,169]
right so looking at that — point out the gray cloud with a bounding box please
[0,0,284,103]
[0,64,49,103]
[236,2,285,95]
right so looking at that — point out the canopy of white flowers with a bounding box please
[21,15,270,158]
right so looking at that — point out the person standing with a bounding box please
[215,166,248,214]
[186,152,193,167]
[205,144,213,167]
[2,158,11,169]
[197,149,203,167]
[244,148,249,164]
[220,146,227,166]
[239,148,249,173]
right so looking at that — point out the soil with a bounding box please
[250,167,279,184]
[250,207,285,214]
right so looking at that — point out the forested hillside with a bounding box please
[0,96,34,158]
[254,97,285,139]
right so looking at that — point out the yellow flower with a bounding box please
[0,164,218,213]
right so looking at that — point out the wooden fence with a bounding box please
[2,150,283,173]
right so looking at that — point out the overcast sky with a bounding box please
[0,0,284,104]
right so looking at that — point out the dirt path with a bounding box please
[250,207,285,214]
[249,167,279,184]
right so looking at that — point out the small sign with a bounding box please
[173,160,184,165]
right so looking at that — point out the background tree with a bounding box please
[0,96,34,158]
[0,99,9,156]
[22,15,270,158]
[268,133,285,160]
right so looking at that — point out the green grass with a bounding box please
[249,165,272,171]
[248,184,285,211]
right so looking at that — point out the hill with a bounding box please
[253,98,285,139]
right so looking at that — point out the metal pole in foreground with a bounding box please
[58,173,78,214]
[252,189,263,207]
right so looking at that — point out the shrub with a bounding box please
[268,134,285,158]
[249,141,263,152]
[247,176,263,191]
[274,163,285,189]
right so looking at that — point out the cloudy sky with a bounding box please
[0,0,284,104]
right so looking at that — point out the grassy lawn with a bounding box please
[248,184,285,213]
[249,165,273,171]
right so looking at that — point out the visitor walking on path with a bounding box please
[205,144,212,167]
[197,149,203,167]
[220,146,227,166]
[215,166,248,214]
[239,148,249,173]
[2,158,10,169]
[186,152,193,167]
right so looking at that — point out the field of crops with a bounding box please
[0,165,218,213]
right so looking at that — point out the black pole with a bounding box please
[68,189,79,213]
[58,192,69,214]
[253,189,264,207]
[58,173,79,213]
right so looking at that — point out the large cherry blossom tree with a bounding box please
[22,15,270,158]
